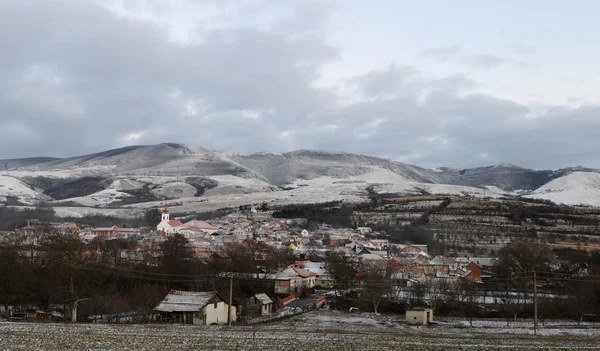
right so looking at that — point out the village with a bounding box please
[0,203,559,326]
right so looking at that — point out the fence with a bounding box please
[248,295,327,324]
[281,294,297,305]
[314,296,327,307]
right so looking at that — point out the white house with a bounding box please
[154,290,236,325]
[156,205,183,235]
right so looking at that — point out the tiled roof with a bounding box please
[168,220,183,227]
[183,220,218,230]
[154,290,219,312]
[291,266,318,278]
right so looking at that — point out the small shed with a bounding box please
[254,293,274,316]
[406,308,433,325]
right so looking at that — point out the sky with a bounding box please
[1,0,600,169]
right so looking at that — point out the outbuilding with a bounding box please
[406,308,433,325]
[154,290,236,325]
[254,293,274,316]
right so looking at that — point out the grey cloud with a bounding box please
[0,1,599,170]
[348,63,419,98]
[511,44,536,55]
[513,61,542,70]
[417,45,462,61]
[0,1,338,156]
[462,54,513,70]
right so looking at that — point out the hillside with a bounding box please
[0,143,598,215]
[526,172,600,207]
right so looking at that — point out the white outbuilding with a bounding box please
[406,308,433,325]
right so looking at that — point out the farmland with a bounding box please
[1,310,598,351]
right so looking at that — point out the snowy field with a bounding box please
[1,310,598,350]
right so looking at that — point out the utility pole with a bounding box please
[533,271,538,336]
[228,271,233,327]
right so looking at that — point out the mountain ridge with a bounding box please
[1,143,598,211]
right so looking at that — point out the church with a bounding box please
[156,204,183,235]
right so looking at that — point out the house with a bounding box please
[429,256,458,272]
[156,205,183,235]
[328,235,347,246]
[232,227,248,237]
[460,262,483,281]
[297,261,332,288]
[182,220,219,234]
[400,245,429,257]
[154,290,236,325]
[369,239,389,250]
[253,293,274,316]
[51,222,80,234]
[91,226,139,239]
[356,227,372,235]
[259,265,317,295]
[406,308,433,325]
[359,253,388,270]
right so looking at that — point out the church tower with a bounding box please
[162,203,170,222]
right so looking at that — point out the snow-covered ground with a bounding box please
[4,156,600,215]
[51,206,143,218]
[526,171,600,207]
[0,175,48,204]
[55,188,132,207]
[0,310,597,351]
[203,175,278,195]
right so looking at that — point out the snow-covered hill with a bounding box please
[526,172,600,207]
[1,143,599,213]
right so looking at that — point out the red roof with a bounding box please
[291,266,318,278]
[387,258,401,267]
[183,220,217,230]
[168,220,183,227]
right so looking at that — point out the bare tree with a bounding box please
[0,245,25,319]
[41,232,92,322]
[497,240,554,278]
[324,251,357,307]
[454,280,480,326]
[359,263,393,314]
[498,281,524,326]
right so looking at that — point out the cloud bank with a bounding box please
[0,1,598,169]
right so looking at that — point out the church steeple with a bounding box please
[161,203,170,222]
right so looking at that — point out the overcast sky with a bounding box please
[2,0,600,169]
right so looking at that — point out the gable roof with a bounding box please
[401,245,424,253]
[154,290,221,312]
[183,220,218,230]
[431,255,457,265]
[291,266,318,278]
[168,220,183,227]
[255,293,273,305]
[360,253,386,261]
